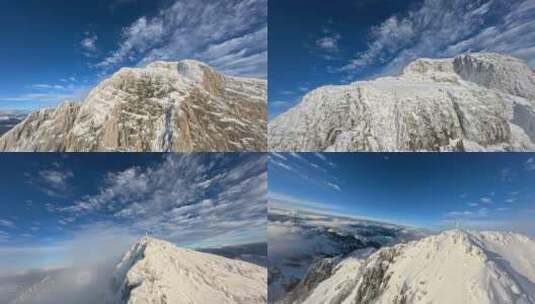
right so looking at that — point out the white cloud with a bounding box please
[80,34,98,56]
[314,153,327,161]
[0,93,75,103]
[270,153,340,191]
[32,84,65,90]
[525,157,535,171]
[446,207,489,218]
[51,154,267,247]
[269,192,342,215]
[326,182,341,192]
[315,33,341,52]
[0,220,15,229]
[480,196,493,204]
[341,0,535,77]
[271,152,288,161]
[97,0,267,78]
[39,170,73,190]
[0,81,90,108]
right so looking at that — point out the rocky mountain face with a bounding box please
[282,230,535,304]
[113,237,267,304]
[269,53,535,152]
[0,60,266,152]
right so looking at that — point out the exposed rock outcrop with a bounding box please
[0,60,266,152]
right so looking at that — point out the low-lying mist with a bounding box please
[0,224,139,304]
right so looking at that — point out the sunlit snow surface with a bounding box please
[285,230,535,304]
[269,53,535,152]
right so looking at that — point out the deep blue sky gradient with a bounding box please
[0,0,164,110]
[269,153,535,235]
[268,0,417,117]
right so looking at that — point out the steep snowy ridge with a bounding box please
[269,53,535,152]
[113,237,267,304]
[286,230,535,304]
[0,59,266,152]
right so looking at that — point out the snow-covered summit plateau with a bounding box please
[269,53,535,151]
[281,230,535,304]
[0,60,267,152]
[113,237,267,304]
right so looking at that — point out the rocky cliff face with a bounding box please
[269,53,535,152]
[0,60,266,152]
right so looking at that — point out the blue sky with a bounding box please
[269,153,535,236]
[0,0,267,111]
[269,0,535,118]
[0,153,266,273]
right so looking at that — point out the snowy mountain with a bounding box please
[268,208,425,303]
[282,230,535,304]
[6,237,267,304]
[0,60,266,152]
[113,237,267,304]
[269,53,535,152]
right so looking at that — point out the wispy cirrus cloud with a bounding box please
[38,170,73,192]
[341,0,535,78]
[80,33,99,57]
[315,33,341,53]
[0,81,91,110]
[97,0,267,78]
[0,219,15,229]
[269,153,341,192]
[525,157,535,171]
[47,154,267,247]
[268,191,344,215]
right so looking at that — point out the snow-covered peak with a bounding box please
[0,58,267,152]
[289,230,535,304]
[269,52,535,152]
[145,59,213,84]
[453,53,535,99]
[400,57,459,83]
[113,237,267,304]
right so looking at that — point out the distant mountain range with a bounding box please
[269,53,535,152]
[0,60,266,152]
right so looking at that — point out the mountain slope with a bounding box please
[113,237,267,304]
[0,60,266,152]
[268,208,426,303]
[269,53,535,152]
[285,230,535,304]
